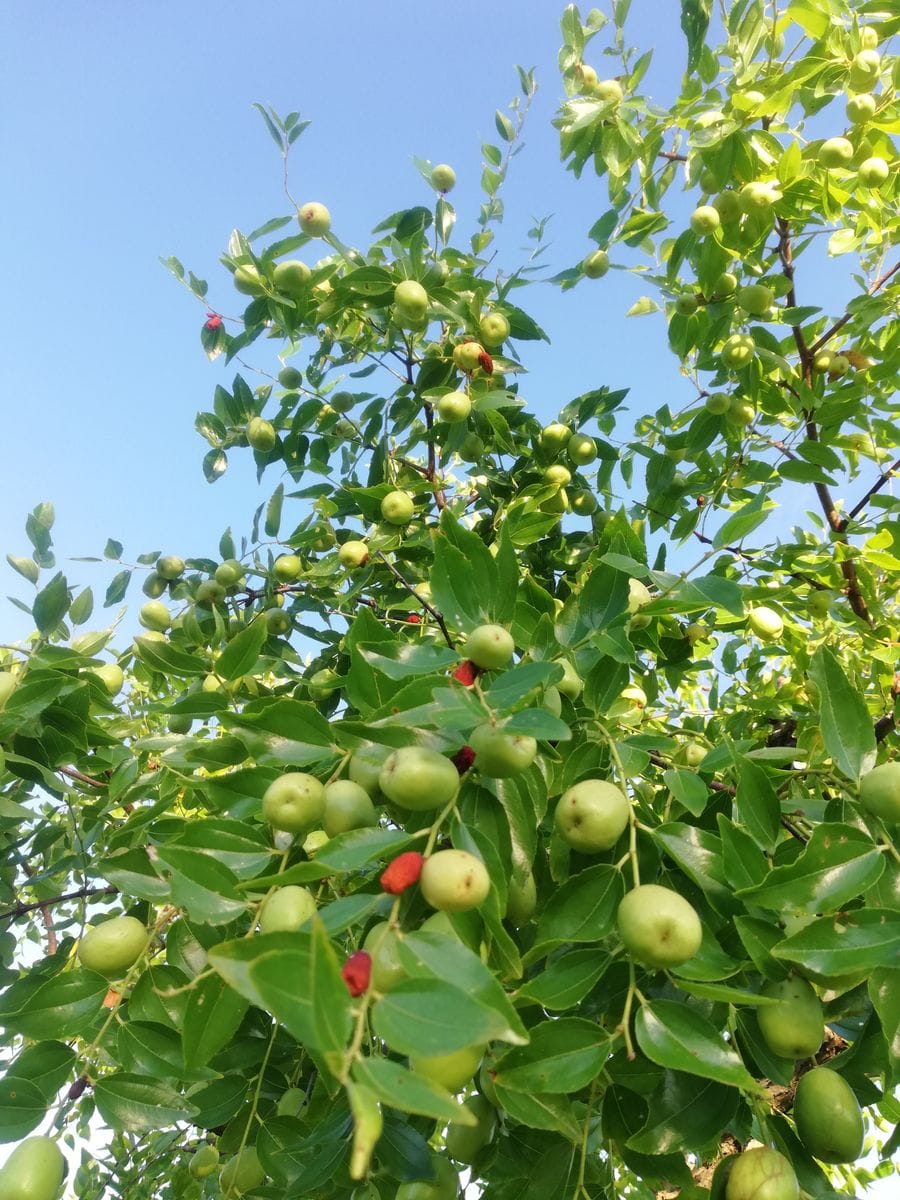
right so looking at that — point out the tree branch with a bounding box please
[809,260,900,356]
[60,766,106,789]
[0,884,118,925]
[375,552,455,649]
[844,457,900,527]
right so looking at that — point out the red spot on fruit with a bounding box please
[341,950,372,997]
[478,350,494,375]
[380,851,425,894]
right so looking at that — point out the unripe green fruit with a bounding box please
[395,1154,459,1200]
[577,64,599,91]
[818,137,854,169]
[324,779,378,836]
[219,1146,266,1195]
[259,885,317,933]
[554,779,630,852]
[583,248,610,278]
[713,192,742,223]
[713,271,738,296]
[748,606,783,641]
[554,658,583,699]
[568,433,597,465]
[446,1094,496,1163]
[0,1136,67,1200]
[690,204,721,236]
[273,259,311,298]
[381,490,415,525]
[195,579,227,606]
[858,156,889,186]
[469,723,538,777]
[858,27,879,50]
[808,589,833,618]
[846,93,876,124]
[737,283,774,316]
[437,391,472,423]
[452,341,485,372]
[595,78,624,104]
[739,182,777,214]
[78,915,146,976]
[459,432,484,461]
[812,349,834,373]
[299,201,331,236]
[272,553,302,581]
[138,601,171,632]
[349,743,392,797]
[726,1148,798,1200]
[726,397,756,427]
[338,540,369,568]
[410,1044,484,1091]
[461,624,514,670]
[265,607,292,635]
[542,685,562,717]
[571,489,598,515]
[851,49,881,87]
[395,280,429,320]
[721,333,756,369]
[858,761,900,823]
[247,416,277,452]
[201,673,223,693]
[215,559,245,587]
[188,1143,220,1179]
[628,578,652,614]
[91,663,125,696]
[757,976,823,1058]
[234,264,266,295]
[705,393,731,415]
[276,1087,306,1117]
[617,884,702,968]
[278,365,304,390]
[829,354,850,377]
[308,667,339,699]
[420,849,491,912]
[364,921,407,992]
[431,163,457,192]
[793,1067,864,1163]
[539,422,573,451]
[156,554,185,580]
[479,312,510,347]
[544,463,572,488]
[262,772,327,834]
[379,746,459,811]
[675,294,699,316]
[168,713,192,734]
[506,870,537,926]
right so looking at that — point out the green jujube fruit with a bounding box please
[793,1067,864,1163]
[757,976,824,1059]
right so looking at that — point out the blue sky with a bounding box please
[0,1,698,638]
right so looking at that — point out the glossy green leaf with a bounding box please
[635,1001,762,1091]
[0,1077,47,1142]
[808,646,876,782]
[494,1018,611,1093]
[94,1074,197,1132]
[772,908,900,980]
[352,1058,475,1125]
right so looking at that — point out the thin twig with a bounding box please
[809,260,900,356]
[0,884,118,924]
[375,553,455,649]
[845,457,900,526]
[60,767,106,789]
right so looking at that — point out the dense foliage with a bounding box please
[0,2,898,1198]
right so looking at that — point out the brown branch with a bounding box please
[22,864,57,954]
[844,457,900,526]
[809,260,900,356]
[375,552,455,649]
[423,405,448,511]
[60,767,106,789]
[0,884,118,925]
[658,150,687,162]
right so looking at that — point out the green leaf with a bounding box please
[737,823,884,914]
[6,554,39,584]
[93,1074,197,1132]
[808,646,876,782]
[208,924,351,1069]
[0,970,109,1040]
[772,908,900,980]
[515,949,613,1011]
[371,978,517,1057]
[635,1001,761,1091]
[182,975,249,1069]
[713,496,771,549]
[105,568,131,606]
[662,769,708,818]
[32,572,69,633]
[491,1083,582,1142]
[2,1042,75,1103]
[0,1077,47,1142]
[494,1018,611,1093]
[627,1071,738,1155]
[151,846,247,925]
[529,865,624,960]
[214,616,268,681]
[352,1058,474,1126]
[734,757,781,852]
[265,483,284,537]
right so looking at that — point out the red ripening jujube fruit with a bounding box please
[341,950,372,997]
[205,313,223,330]
[453,660,481,687]
[380,852,425,894]
[452,745,476,775]
[407,614,421,624]
[478,350,494,374]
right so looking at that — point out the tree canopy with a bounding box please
[0,2,898,1199]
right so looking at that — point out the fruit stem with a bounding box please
[423,794,460,857]
[598,724,641,889]
[572,1076,600,1200]
[225,1020,278,1198]
[619,964,638,1061]
[340,990,374,1084]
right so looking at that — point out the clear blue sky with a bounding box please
[0,1,695,637]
